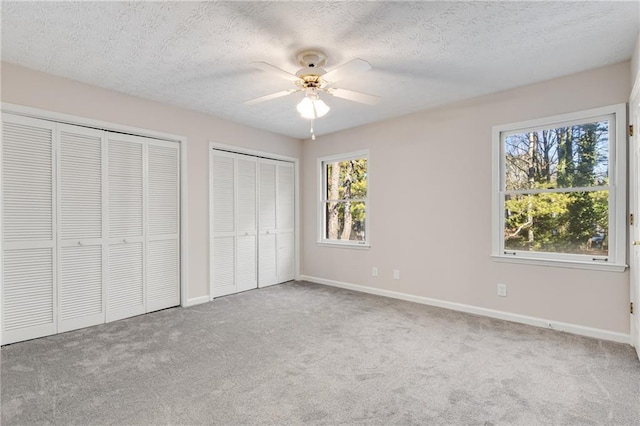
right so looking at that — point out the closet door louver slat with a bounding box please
[108,242,144,320]
[212,155,235,233]
[146,141,180,312]
[2,121,53,242]
[107,135,145,321]
[3,248,54,334]
[59,245,103,331]
[59,129,102,240]
[259,162,276,229]
[2,115,57,344]
[148,144,179,235]
[211,152,237,298]
[258,161,278,287]
[213,236,235,294]
[236,156,257,293]
[58,125,106,332]
[277,162,295,282]
[277,164,295,231]
[147,239,179,310]
[277,231,295,282]
[109,139,143,239]
[258,233,277,287]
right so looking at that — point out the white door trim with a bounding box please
[630,89,640,360]
[0,103,189,309]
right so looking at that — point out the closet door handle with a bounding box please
[77,241,83,246]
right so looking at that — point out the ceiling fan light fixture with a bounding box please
[296,94,330,119]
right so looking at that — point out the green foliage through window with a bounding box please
[323,157,367,242]
[503,120,609,256]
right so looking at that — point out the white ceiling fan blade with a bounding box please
[244,89,299,105]
[328,88,380,105]
[250,61,300,82]
[322,58,371,83]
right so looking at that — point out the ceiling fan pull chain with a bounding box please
[310,119,316,140]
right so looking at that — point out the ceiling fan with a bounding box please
[245,50,380,139]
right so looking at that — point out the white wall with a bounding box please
[0,62,302,302]
[301,61,632,334]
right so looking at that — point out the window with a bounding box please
[318,151,369,247]
[492,104,626,271]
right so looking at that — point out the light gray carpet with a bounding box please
[2,281,639,425]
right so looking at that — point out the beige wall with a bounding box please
[633,31,640,89]
[301,61,632,334]
[0,62,302,302]
[1,60,633,334]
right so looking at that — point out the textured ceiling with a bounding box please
[2,1,639,140]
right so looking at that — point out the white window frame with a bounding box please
[317,150,370,249]
[491,103,627,272]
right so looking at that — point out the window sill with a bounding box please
[317,241,371,250]
[491,254,627,272]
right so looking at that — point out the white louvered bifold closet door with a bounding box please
[276,162,295,282]
[57,124,106,333]
[107,134,145,322]
[211,150,293,298]
[258,158,294,287]
[236,155,257,293]
[146,140,180,312]
[258,160,278,287]
[211,151,236,298]
[1,114,57,345]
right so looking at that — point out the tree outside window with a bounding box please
[319,152,368,246]
[503,120,610,256]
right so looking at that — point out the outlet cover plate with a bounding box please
[497,283,507,297]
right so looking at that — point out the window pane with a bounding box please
[324,201,366,241]
[504,190,608,256]
[325,158,367,200]
[504,120,609,191]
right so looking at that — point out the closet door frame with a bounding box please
[0,103,189,321]
[209,142,300,300]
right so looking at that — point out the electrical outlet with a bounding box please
[393,269,400,280]
[372,267,378,277]
[497,283,507,297]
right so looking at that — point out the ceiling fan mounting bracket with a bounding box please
[296,50,327,68]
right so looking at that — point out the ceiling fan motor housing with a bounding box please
[295,50,328,89]
[295,68,327,88]
[296,50,327,68]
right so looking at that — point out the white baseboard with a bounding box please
[299,275,631,345]
[184,295,210,307]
